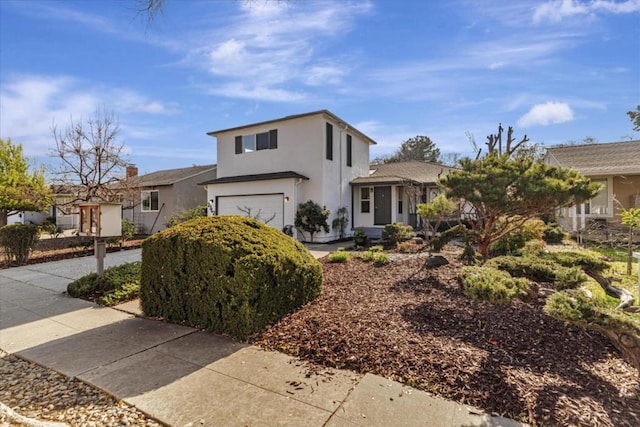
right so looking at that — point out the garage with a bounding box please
[216,194,284,230]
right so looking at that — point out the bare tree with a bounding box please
[50,109,133,205]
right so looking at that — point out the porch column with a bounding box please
[570,205,577,232]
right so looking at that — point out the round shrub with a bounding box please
[0,224,40,263]
[140,215,323,340]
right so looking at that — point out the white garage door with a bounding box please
[217,194,284,230]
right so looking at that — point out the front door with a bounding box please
[374,186,392,225]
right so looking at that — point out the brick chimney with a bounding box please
[126,165,138,178]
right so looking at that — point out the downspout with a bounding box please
[339,124,348,208]
[150,202,165,234]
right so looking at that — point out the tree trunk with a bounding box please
[601,328,640,372]
[0,209,7,227]
[585,269,634,309]
[585,269,640,372]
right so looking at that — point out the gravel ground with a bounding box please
[0,351,163,427]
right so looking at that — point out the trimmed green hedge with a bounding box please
[140,216,323,340]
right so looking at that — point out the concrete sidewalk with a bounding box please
[0,249,523,427]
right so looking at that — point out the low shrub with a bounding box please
[382,222,415,245]
[543,222,567,244]
[540,250,609,272]
[328,251,350,263]
[484,255,587,290]
[0,224,40,263]
[544,290,598,324]
[397,239,420,253]
[372,252,390,266]
[41,220,63,238]
[369,244,384,253]
[489,217,545,256]
[67,261,141,306]
[359,250,375,262]
[165,205,207,228]
[140,216,322,340]
[460,266,530,302]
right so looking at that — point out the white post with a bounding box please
[95,238,106,276]
[634,252,640,306]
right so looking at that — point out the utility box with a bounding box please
[77,203,122,237]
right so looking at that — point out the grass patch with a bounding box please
[67,262,141,306]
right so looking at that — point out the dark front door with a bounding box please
[374,186,392,225]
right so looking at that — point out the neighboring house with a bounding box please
[200,110,374,242]
[545,140,640,231]
[49,185,82,230]
[351,161,457,237]
[7,211,48,226]
[123,164,217,234]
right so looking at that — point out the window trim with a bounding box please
[235,129,278,154]
[141,190,159,212]
[360,187,370,213]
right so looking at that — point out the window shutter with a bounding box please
[235,136,242,154]
[269,129,278,149]
[346,134,352,166]
[326,123,333,160]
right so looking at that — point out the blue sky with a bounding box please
[1,0,639,175]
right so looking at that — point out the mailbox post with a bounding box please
[77,203,122,276]
[634,252,640,306]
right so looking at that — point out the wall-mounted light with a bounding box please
[284,196,290,202]
[207,199,216,215]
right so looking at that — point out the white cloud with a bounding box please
[517,102,575,127]
[188,1,372,101]
[207,83,306,103]
[0,74,180,157]
[533,0,640,24]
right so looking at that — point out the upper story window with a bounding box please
[346,134,352,167]
[141,190,159,212]
[235,129,278,154]
[326,122,333,160]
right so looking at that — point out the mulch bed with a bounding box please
[0,237,145,269]
[250,247,640,426]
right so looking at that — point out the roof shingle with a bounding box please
[546,140,640,176]
[351,161,455,185]
[135,165,217,187]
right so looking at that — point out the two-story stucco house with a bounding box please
[201,110,375,242]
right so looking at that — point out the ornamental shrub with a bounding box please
[484,255,587,290]
[165,205,207,228]
[67,261,141,306]
[381,222,415,245]
[140,215,323,340]
[489,217,545,256]
[460,266,530,302]
[0,224,40,263]
[295,200,330,242]
[328,251,349,263]
[543,222,567,244]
